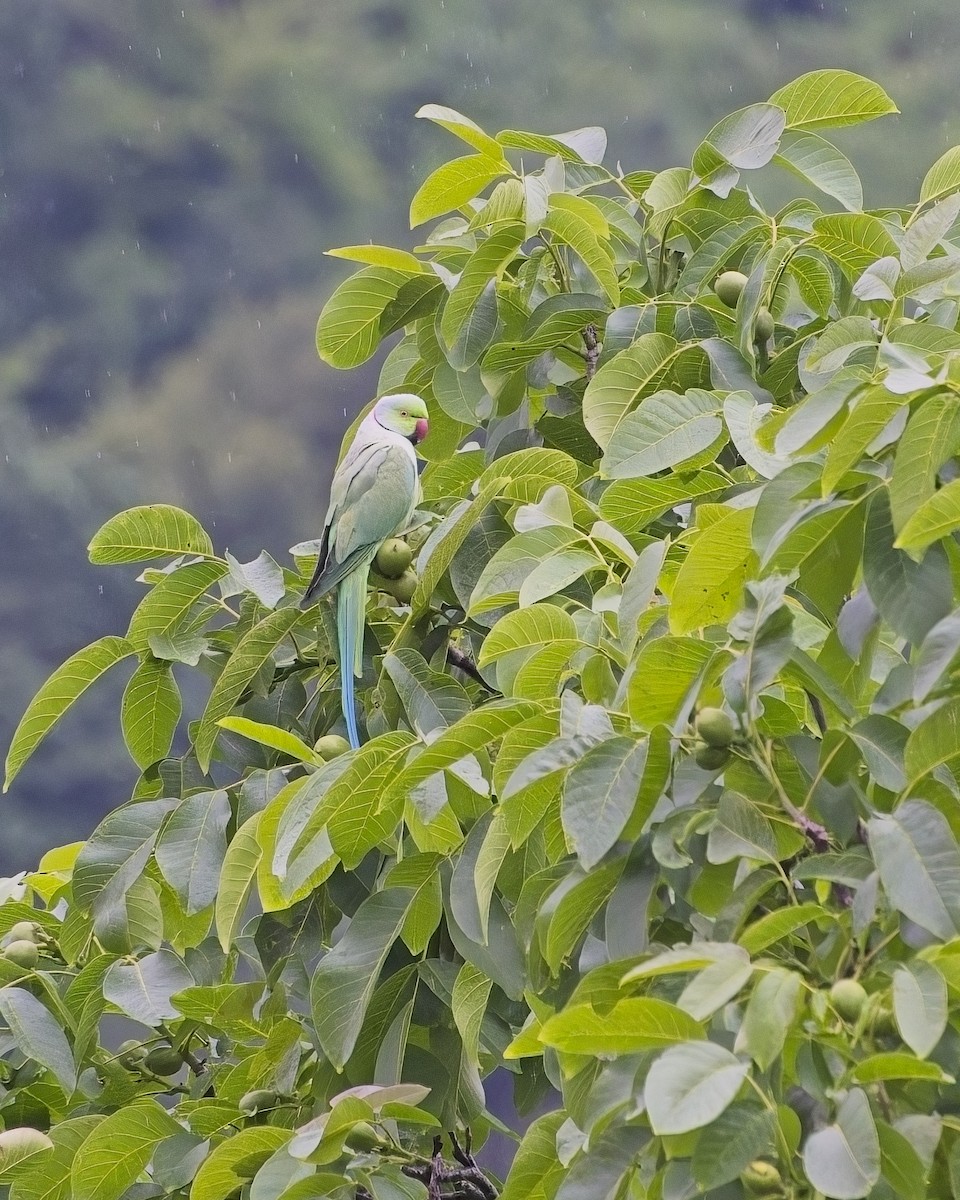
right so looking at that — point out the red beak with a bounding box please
[414,417,429,444]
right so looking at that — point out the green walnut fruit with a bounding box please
[740,1160,784,1195]
[713,270,748,308]
[3,940,38,969]
[693,741,731,771]
[754,307,775,343]
[344,1121,381,1152]
[6,922,39,944]
[143,1046,183,1076]
[313,733,352,761]
[830,978,868,1023]
[694,707,735,748]
[117,1039,146,1070]
[375,538,413,580]
[239,1089,278,1115]
[389,568,418,605]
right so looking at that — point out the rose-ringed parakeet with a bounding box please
[302,392,429,748]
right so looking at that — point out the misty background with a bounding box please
[2,0,958,868]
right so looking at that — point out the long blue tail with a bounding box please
[336,567,368,750]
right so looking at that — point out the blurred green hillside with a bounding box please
[2,0,959,866]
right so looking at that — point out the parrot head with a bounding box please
[374,393,429,445]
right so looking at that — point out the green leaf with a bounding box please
[804,317,877,376]
[769,70,898,131]
[905,697,960,790]
[409,154,508,227]
[499,1111,566,1200]
[562,737,648,870]
[539,998,702,1054]
[0,1129,53,1180]
[291,732,413,870]
[440,222,524,348]
[692,104,785,196]
[893,961,948,1058]
[216,716,319,765]
[920,145,960,205]
[600,388,725,479]
[791,250,836,317]
[692,1103,777,1190]
[863,492,952,645]
[4,636,136,791]
[849,1052,954,1084]
[810,213,900,278]
[644,1042,750,1135]
[386,701,541,808]
[543,204,619,305]
[194,606,301,771]
[774,129,863,211]
[847,715,907,792]
[126,560,227,651]
[482,293,607,377]
[383,648,472,738]
[802,1088,880,1200]
[88,505,214,565]
[215,812,261,952]
[386,854,443,955]
[446,278,499,370]
[599,471,727,535]
[890,394,960,533]
[735,968,802,1069]
[479,604,579,665]
[869,801,960,940]
[310,887,415,1070]
[539,861,623,973]
[326,244,424,271]
[72,797,174,912]
[914,611,960,704]
[0,988,76,1095]
[708,791,779,864]
[877,1122,927,1200]
[677,951,754,1022]
[416,104,504,158]
[189,1127,291,1200]
[413,474,506,612]
[452,961,492,1072]
[670,506,757,634]
[583,333,700,450]
[895,477,960,553]
[739,905,828,956]
[678,216,768,296]
[222,549,285,609]
[498,124,607,163]
[121,657,181,769]
[71,1101,180,1200]
[102,949,194,1025]
[469,526,584,616]
[627,637,718,728]
[8,1116,102,1200]
[822,386,901,493]
[518,549,599,610]
[315,265,415,368]
[155,790,231,914]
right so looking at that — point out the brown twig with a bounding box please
[583,324,600,380]
[446,644,496,693]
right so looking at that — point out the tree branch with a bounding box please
[583,324,600,380]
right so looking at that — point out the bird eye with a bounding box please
[401,410,408,417]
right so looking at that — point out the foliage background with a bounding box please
[4,0,960,866]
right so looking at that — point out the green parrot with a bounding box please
[302,392,429,748]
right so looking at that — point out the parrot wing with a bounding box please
[302,439,417,603]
